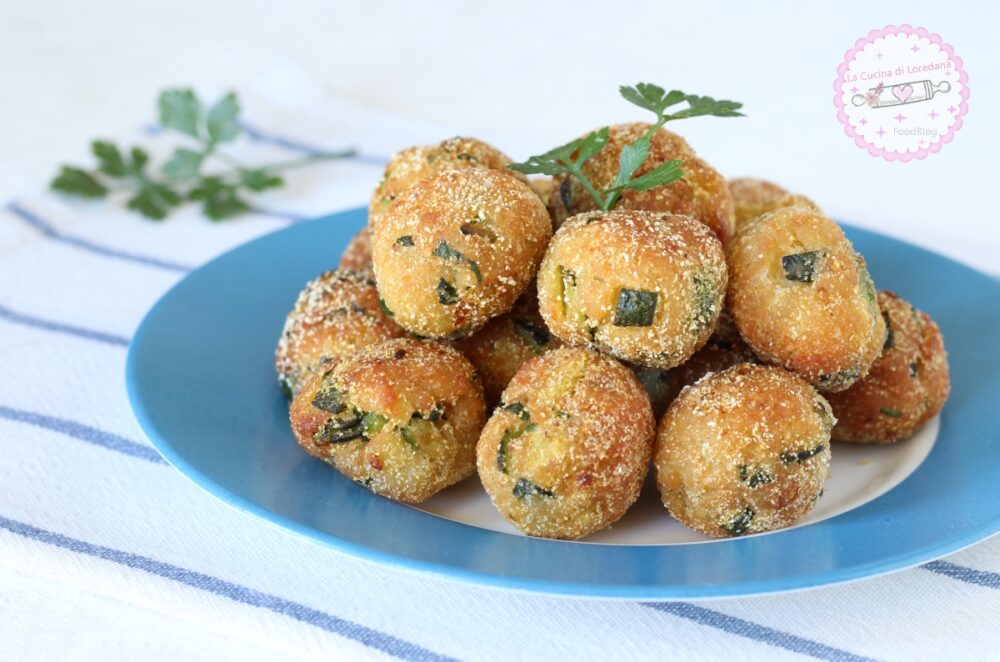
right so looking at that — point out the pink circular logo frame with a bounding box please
[834,24,970,162]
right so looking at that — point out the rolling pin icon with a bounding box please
[852,80,950,108]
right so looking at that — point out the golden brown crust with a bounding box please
[727,207,886,391]
[826,291,950,443]
[655,364,833,538]
[537,209,727,369]
[290,338,485,503]
[274,269,406,396]
[728,178,821,234]
[339,227,373,272]
[548,123,735,245]
[369,137,527,228]
[372,168,552,338]
[476,347,654,539]
[454,288,561,408]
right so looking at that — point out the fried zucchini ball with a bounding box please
[339,227,373,272]
[454,288,561,408]
[290,338,485,503]
[728,207,886,392]
[477,347,654,539]
[537,210,727,369]
[655,364,833,538]
[275,269,406,397]
[369,136,527,228]
[372,168,552,339]
[728,178,820,233]
[548,123,735,245]
[826,291,950,443]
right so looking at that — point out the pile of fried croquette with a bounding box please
[275,129,950,541]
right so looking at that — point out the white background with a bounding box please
[2,0,997,274]
[1,1,997,659]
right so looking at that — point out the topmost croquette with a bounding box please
[369,137,528,228]
[372,168,553,339]
[548,123,735,245]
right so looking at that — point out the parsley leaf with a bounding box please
[618,83,687,116]
[158,89,201,138]
[92,141,128,177]
[162,148,205,181]
[206,92,240,144]
[50,87,354,222]
[511,82,743,212]
[51,166,108,198]
[613,159,684,192]
[239,168,284,191]
[127,182,182,220]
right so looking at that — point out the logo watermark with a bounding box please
[834,25,969,162]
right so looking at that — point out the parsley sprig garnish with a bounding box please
[508,83,744,211]
[51,89,355,220]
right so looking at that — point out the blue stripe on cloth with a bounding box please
[643,602,875,662]
[6,404,988,654]
[0,515,456,662]
[7,202,193,273]
[0,304,129,347]
[236,119,390,166]
[924,560,1000,589]
[0,405,164,464]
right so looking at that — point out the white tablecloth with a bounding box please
[2,2,998,660]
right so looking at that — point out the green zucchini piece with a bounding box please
[879,407,903,418]
[513,318,551,348]
[882,311,894,350]
[278,377,293,400]
[721,507,754,536]
[312,386,346,414]
[910,362,919,377]
[613,288,658,327]
[513,478,555,498]
[738,465,775,488]
[378,297,395,318]
[399,427,418,449]
[780,444,826,464]
[437,278,459,305]
[503,402,530,421]
[362,412,388,435]
[395,235,414,247]
[315,417,365,444]
[692,274,717,334]
[781,250,822,283]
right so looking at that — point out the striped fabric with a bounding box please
[2,101,999,662]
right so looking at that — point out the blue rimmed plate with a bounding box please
[126,207,1000,599]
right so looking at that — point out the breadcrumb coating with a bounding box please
[339,227,373,272]
[454,287,561,408]
[290,338,485,503]
[655,363,833,538]
[537,209,727,369]
[369,136,527,228]
[274,269,406,396]
[728,207,886,391]
[826,291,950,443]
[477,347,654,539]
[372,168,552,338]
[728,177,821,234]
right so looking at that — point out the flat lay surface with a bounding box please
[3,1,1000,660]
